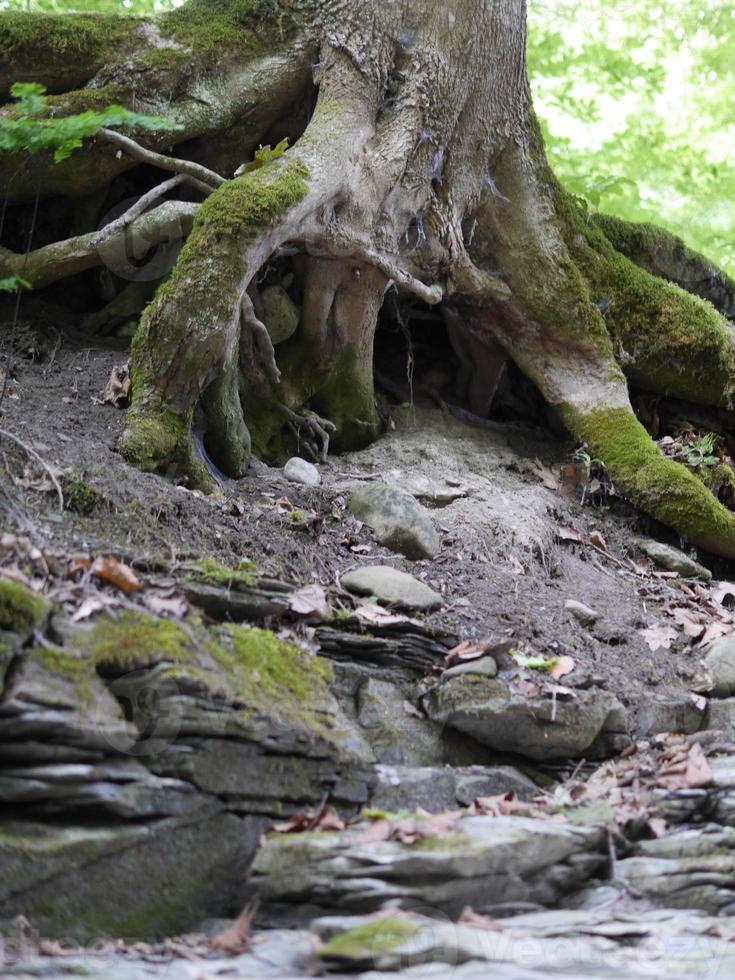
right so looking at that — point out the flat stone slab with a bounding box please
[636,538,712,581]
[341,566,442,611]
[250,814,606,921]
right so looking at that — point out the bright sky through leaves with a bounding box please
[1,0,733,268]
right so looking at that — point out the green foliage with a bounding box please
[0,274,30,293]
[0,82,176,162]
[528,0,735,270]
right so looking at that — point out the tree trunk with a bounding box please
[4,0,735,557]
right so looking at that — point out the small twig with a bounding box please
[97,128,225,188]
[0,428,64,512]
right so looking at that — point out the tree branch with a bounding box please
[97,128,225,188]
[0,201,198,290]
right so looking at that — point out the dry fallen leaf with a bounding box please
[457,907,503,932]
[90,555,142,595]
[270,804,345,835]
[589,530,607,551]
[289,583,331,620]
[557,525,583,543]
[640,623,678,652]
[549,655,576,680]
[446,638,515,668]
[210,902,257,955]
[145,591,189,618]
[355,603,416,627]
[93,363,131,409]
[531,458,560,491]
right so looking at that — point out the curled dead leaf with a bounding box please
[90,555,142,595]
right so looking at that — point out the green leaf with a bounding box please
[510,651,556,671]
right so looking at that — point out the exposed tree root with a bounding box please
[6,0,735,559]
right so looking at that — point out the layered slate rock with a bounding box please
[616,826,735,914]
[371,764,539,812]
[421,674,629,761]
[0,608,373,938]
[250,814,607,921]
[349,484,440,560]
[314,907,735,977]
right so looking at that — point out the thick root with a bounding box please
[560,403,735,559]
[592,212,735,319]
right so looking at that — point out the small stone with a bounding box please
[564,599,600,626]
[284,457,320,487]
[636,538,712,581]
[443,657,498,680]
[261,284,300,344]
[341,566,442,611]
[349,483,440,560]
[704,636,735,697]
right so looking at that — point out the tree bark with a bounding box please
[4,0,735,558]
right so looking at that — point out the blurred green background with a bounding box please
[2,0,734,270]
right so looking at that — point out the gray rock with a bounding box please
[636,538,712,581]
[564,599,600,625]
[637,694,705,736]
[617,827,735,914]
[443,656,498,680]
[341,566,442,611]
[371,765,458,812]
[313,906,735,977]
[422,675,624,761]
[454,765,539,804]
[349,483,440,559]
[704,635,735,696]
[261,284,300,344]
[0,808,265,940]
[251,814,607,921]
[706,696,735,731]
[284,457,321,487]
[355,677,446,766]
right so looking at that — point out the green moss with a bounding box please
[63,475,103,516]
[552,182,735,406]
[212,624,334,732]
[78,611,196,671]
[119,400,189,474]
[161,0,293,62]
[559,404,735,551]
[192,158,309,240]
[0,580,49,636]
[407,831,473,853]
[0,12,131,64]
[183,556,256,587]
[318,915,420,962]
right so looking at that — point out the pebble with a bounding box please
[341,565,442,611]
[284,457,320,487]
[565,599,600,626]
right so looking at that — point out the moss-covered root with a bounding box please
[560,403,735,559]
[284,258,383,453]
[592,212,735,320]
[200,358,251,478]
[121,159,311,483]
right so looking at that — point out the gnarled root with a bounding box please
[282,407,336,462]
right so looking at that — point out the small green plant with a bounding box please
[0,274,30,294]
[239,138,289,174]
[660,431,720,470]
[0,82,178,163]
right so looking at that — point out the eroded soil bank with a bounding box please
[2,322,735,978]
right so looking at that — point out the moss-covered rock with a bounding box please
[318,914,421,964]
[0,579,49,639]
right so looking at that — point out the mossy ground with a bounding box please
[0,579,49,636]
